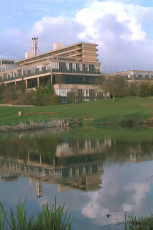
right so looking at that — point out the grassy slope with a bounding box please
[0,96,153,126]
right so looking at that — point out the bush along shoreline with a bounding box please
[0,197,74,230]
[93,118,153,129]
[0,117,153,133]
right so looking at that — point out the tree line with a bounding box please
[94,74,153,102]
[0,79,61,106]
[0,74,153,105]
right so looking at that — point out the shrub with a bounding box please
[43,94,53,106]
[149,84,153,96]
[118,118,127,127]
[139,83,150,97]
[16,91,33,105]
[51,95,61,105]
[126,118,135,128]
[129,82,137,96]
[118,118,135,128]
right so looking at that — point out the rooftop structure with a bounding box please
[15,42,99,66]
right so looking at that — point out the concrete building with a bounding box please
[106,69,153,84]
[0,40,107,103]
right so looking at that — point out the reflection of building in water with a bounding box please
[56,137,112,157]
[1,137,153,195]
[0,155,104,195]
[36,182,43,197]
[29,178,43,197]
[0,137,109,196]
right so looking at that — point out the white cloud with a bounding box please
[29,16,85,53]
[75,1,150,42]
[1,0,153,72]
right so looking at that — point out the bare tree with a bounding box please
[94,75,109,99]
[106,75,127,102]
[94,74,127,102]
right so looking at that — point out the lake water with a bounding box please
[1,126,153,229]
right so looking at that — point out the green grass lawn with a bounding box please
[0,96,153,126]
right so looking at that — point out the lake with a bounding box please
[0,126,153,229]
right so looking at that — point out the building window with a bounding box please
[51,62,59,70]
[86,90,89,96]
[79,64,82,71]
[72,63,76,70]
[83,76,85,82]
[85,64,89,72]
[95,65,100,73]
[66,63,69,70]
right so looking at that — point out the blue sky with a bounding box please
[1,0,153,73]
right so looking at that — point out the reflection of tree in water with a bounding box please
[0,136,63,165]
[0,136,153,165]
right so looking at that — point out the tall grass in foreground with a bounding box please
[0,197,73,230]
[125,211,153,230]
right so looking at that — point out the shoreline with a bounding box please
[0,118,151,133]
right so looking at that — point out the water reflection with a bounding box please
[0,138,106,196]
[1,129,153,229]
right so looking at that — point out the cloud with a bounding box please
[74,1,153,72]
[29,16,85,53]
[1,0,153,72]
[80,161,153,227]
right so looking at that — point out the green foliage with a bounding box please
[20,77,26,94]
[129,82,137,96]
[31,81,60,106]
[0,84,5,103]
[118,118,135,128]
[31,87,44,106]
[50,95,61,105]
[126,118,135,129]
[149,84,153,96]
[43,94,53,106]
[139,83,150,97]
[46,80,53,95]
[118,118,127,127]
[0,197,73,230]
[125,211,153,230]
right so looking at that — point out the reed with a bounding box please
[125,211,153,230]
[0,197,73,230]
[0,119,69,133]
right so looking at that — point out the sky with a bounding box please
[1,0,153,73]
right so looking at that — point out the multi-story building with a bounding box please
[106,69,153,83]
[0,40,107,103]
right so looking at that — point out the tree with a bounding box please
[95,74,127,102]
[149,84,153,96]
[0,84,5,103]
[20,77,26,93]
[129,82,137,96]
[94,75,109,99]
[139,83,150,97]
[107,75,127,102]
[46,80,54,95]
